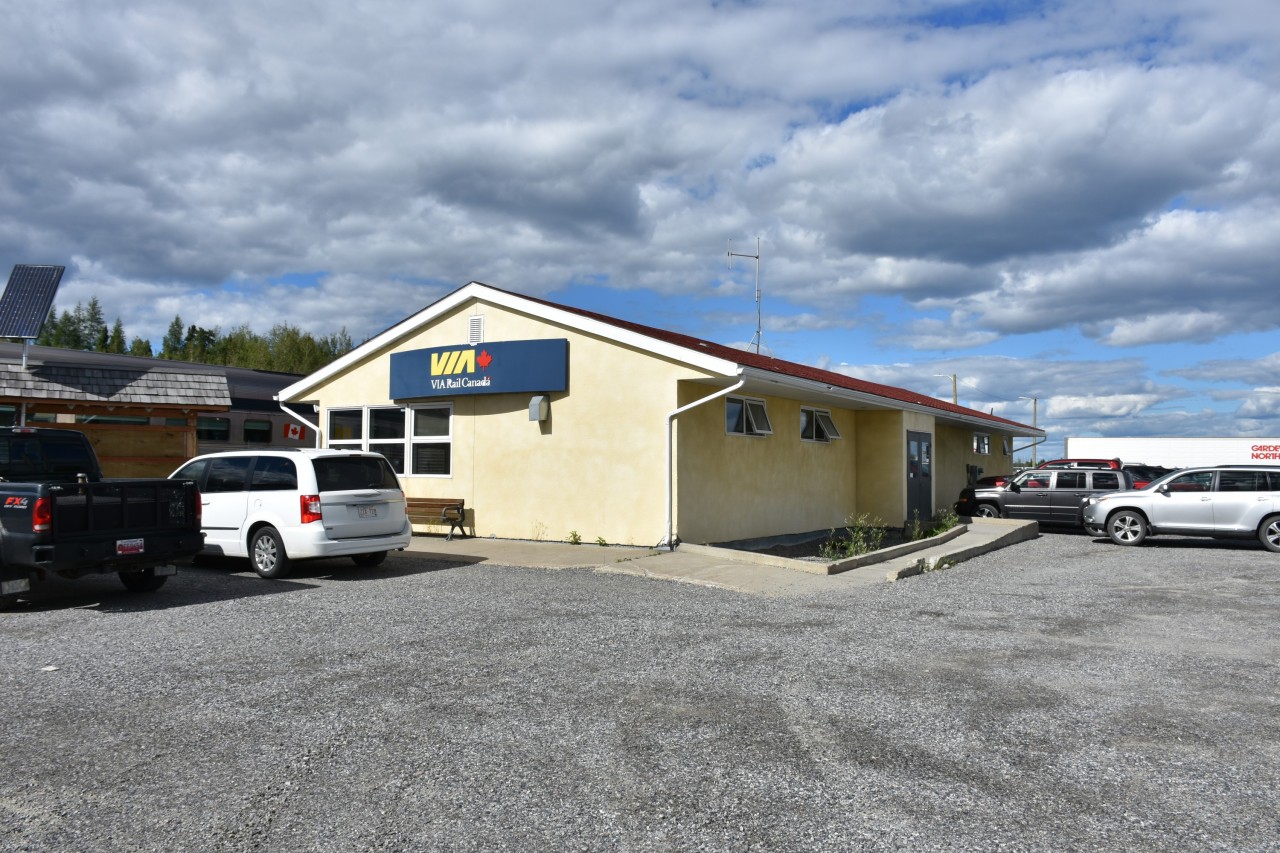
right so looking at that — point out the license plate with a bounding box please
[116,538,145,555]
[357,506,378,518]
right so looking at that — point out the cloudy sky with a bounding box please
[3,0,1279,459]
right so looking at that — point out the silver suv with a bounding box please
[955,467,1131,526]
[1082,466,1280,552]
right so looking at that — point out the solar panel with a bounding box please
[0,264,65,339]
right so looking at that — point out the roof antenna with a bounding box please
[727,236,763,355]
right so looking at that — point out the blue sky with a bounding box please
[3,0,1279,461]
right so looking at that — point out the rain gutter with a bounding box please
[660,374,745,550]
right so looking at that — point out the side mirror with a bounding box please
[1008,482,1021,493]
[1156,483,1169,494]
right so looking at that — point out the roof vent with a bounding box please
[468,315,484,345]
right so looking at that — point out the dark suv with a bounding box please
[956,467,1133,526]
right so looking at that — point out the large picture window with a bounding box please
[369,407,407,473]
[326,405,452,477]
[412,407,451,475]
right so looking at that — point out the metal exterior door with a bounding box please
[907,431,933,525]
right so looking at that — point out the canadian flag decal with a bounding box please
[284,423,306,441]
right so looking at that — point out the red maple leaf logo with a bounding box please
[477,349,493,370]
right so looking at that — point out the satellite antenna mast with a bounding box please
[727,236,763,354]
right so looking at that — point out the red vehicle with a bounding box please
[1036,458,1122,470]
[1121,463,1175,489]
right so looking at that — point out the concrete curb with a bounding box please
[678,524,970,576]
[880,517,1040,581]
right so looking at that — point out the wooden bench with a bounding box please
[406,498,467,540]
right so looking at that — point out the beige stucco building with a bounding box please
[276,282,1041,547]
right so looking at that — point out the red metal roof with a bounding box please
[485,284,1037,432]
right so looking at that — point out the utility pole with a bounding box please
[934,373,957,405]
[1019,396,1039,467]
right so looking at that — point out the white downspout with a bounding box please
[277,398,322,448]
[660,375,745,550]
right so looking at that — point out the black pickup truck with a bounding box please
[0,427,203,609]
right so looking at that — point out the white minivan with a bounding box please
[169,449,412,578]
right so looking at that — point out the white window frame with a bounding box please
[324,404,453,478]
[973,433,991,455]
[326,408,364,448]
[1002,436,1011,456]
[800,407,842,443]
[726,396,773,437]
[367,406,408,473]
[409,404,452,478]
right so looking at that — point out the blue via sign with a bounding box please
[390,339,569,399]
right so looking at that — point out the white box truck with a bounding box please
[1064,436,1280,468]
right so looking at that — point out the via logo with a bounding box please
[430,349,493,376]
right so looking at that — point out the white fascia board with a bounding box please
[739,366,1044,437]
[278,282,739,401]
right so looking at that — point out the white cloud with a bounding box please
[1098,311,1232,347]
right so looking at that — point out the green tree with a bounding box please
[216,323,271,368]
[183,324,218,362]
[82,297,107,350]
[35,307,59,346]
[31,307,350,374]
[58,305,85,350]
[160,315,185,359]
[107,318,126,354]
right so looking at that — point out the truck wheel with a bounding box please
[119,568,168,592]
[1258,516,1280,553]
[1107,510,1148,546]
[974,503,1001,518]
[352,551,387,568]
[0,593,17,611]
[250,527,291,579]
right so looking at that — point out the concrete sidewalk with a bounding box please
[401,517,1038,596]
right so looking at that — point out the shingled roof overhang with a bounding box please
[278,282,1042,438]
[0,347,231,412]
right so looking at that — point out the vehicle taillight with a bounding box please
[33,496,52,533]
[300,494,323,524]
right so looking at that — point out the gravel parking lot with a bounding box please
[2,532,1278,852]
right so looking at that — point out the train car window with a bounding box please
[244,419,272,443]
[197,417,230,442]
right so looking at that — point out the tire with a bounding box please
[974,503,1001,518]
[1107,510,1148,546]
[352,551,387,568]
[0,593,17,611]
[249,527,291,579]
[119,568,168,593]
[1258,516,1280,553]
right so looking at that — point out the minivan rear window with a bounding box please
[313,456,401,491]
